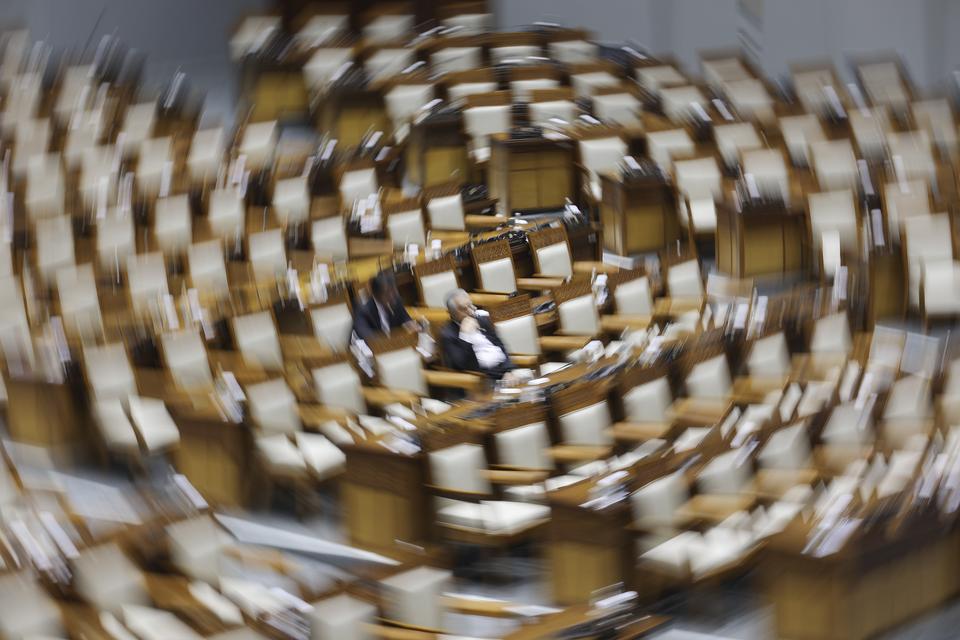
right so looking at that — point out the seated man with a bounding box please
[441,289,516,381]
[354,271,417,341]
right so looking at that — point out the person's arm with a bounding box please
[353,304,378,341]
[480,317,515,371]
[441,326,480,373]
[392,300,414,329]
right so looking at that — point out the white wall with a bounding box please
[495,0,960,91]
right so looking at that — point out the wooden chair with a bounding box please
[509,66,562,102]
[646,127,696,170]
[575,125,628,202]
[600,268,655,333]
[568,61,621,99]
[548,378,616,465]
[462,91,512,165]
[55,264,103,341]
[366,330,485,399]
[903,212,960,324]
[673,156,722,238]
[487,295,543,367]
[810,139,859,191]
[309,293,355,353]
[592,84,643,127]
[713,122,762,171]
[383,196,428,250]
[552,278,601,342]
[527,225,612,283]
[610,362,677,445]
[411,254,462,324]
[422,182,506,233]
[443,68,498,102]
[779,113,827,166]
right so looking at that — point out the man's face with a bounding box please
[451,293,476,323]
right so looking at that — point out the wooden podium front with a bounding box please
[488,133,577,214]
[405,111,470,187]
[600,171,679,255]
[715,201,806,279]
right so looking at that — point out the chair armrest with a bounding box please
[653,297,703,318]
[538,334,591,352]
[748,468,819,500]
[423,369,486,392]
[481,469,550,485]
[469,292,512,306]
[207,350,269,384]
[368,623,437,640]
[600,314,653,333]
[439,594,518,618]
[675,494,756,523]
[609,421,675,443]
[362,386,421,408]
[407,307,453,325]
[666,398,731,426]
[516,276,567,291]
[465,214,509,230]
[548,444,613,463]
[510,354,541,367]
[731,375,788,404]
[572,261,620,275]
[298,404,351,431]
[279,334,331,361]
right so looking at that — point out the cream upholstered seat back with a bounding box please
[429,443,491,494]
[808,189,858,252]
[272,175,309,225]
[295,13,348,47]
[309,594,377,640]
[25,153,65,220]
[36,215,75,280]
[127,252,169,311]
[884,180,929,243]
[636,65,686,94]
[478,257,517,293]
[779,113,827,165]
[128,395,180,453]
[713,122,761,168]
[431,47,483,75]
[84,342,137,400]
[233,311,283,370]
[248,228,287,278]
[623,377,672,423]
[447,81,498,102]
[913,98,957,152]
[685,354,732,399]
[0,572,64,639]
[123,605,203,640]
[748,332,791,378]
[363,14,414,43]
[208,187,244,238]
[312,216,349,259]
[57,264,102,339]
[97,213,135,270]
[667,259,703,298]
[742,148,790,204]
[697,449,752,494]
[313,361,366,415]
[849,108,892,159]
[119,102,156,155]
[904,213,954,308]
[495,422,551,470]
[660,86,707,122]
[811,139,858,190]
[810,312,852,355]
[724,77,774,121]
[238,120,277,171]
[376,347,428,395]
[154,194,192,252]
[529,99,576,127]
[511,78,560,101]
[13,117,50,177]
[463,104,511,154]
[379,566,452,629]
[888,131,937,185]
[339,168,378,207]
[188,240,229,296]
[387,209,426,249]
[559,401,612,445]
[247,378,300,434]
[859,61,909,112]
[921,261,960,317]
[310,303,353,351]
[426,194,465,231]
[72,543,149,614]
[549,40,598,64]
[674,157,722,200]
[579,136,627,198]
[494,314,540,356]
[646,127,695,170]
[386,84,435,129]
[631,472,688,526]
[188,127,224,184]
[365,48,415,83]
[491,44,541,64]
[792,68,839,115]
[535,241,572,279]
[558,292,601,336]
[161,329,213,389]
[758,423,811,469]
[570,70,619,99]
[442,13,492,35]
[593,92,642,126]
[613,276,653,315]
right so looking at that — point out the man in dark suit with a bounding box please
[353,271,417,341]
[440,289,516,382]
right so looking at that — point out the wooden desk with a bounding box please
[3,372,92,465]
[715,201,806,279]
[317,85,389,148]
[489,134,577,214]
[405,111,470,188]
[600,171,680,255]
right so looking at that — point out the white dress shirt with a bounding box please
[374,300,391,333]
[459,324,507,368]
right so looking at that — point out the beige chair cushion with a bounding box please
[579,136,627,197]
[36,215,75,280]
[273,175,310,225]
[742,148,789,204]
[631,472,687,526]
[447,81,498,102]
[495,422,551,470]
[913,98,957,152]
[365,48,415,83]
[122,605,202,640]
[303,47,353,90]
[57,264,102,338]
[528,99,576,129]
[208,188,245,238]
[309,594,377,640]
[535,241,572,278]
[161,329,213,388]
[431,47,483,75]
[13,118,50,176]
[888,131,936,184]
[849,108,892,159]
[248,228,287,278]
[811,139,858,190]
[426,194,465,231]
[660,86,707,121]
[859,61,909,112]
[442,13,492,35]
[697,449,751,494]
[84,343,137,400]
[72,543,149,614]
[376,347,427,395]
[748,332,791,378]
[363,14,414,43]
[490,45,541,64]
[233,311,283,370]
[558,294,600,336]
[686,354,732,399]
[387,210,426,249]
[247,378,300,434]
[429,443,490,494]
[808,189,858,251]
[570,71,619,99]
[464,105,511,153]
[93,399,140,454]
[420,271,459,309]
[296,432,346,480]
[593,92,642,126]
[511,78,560,101]
[25,154,65,220]
[0,572,64,638]
[724,77,773,121]
[714,122,761,168]
[119,102,156,155]
[296,13,348,46]
[239,120,277,170]
[386,84,435,128]
[313,362,366,414]
[646,127,696,170]
[636,65,686,93]
[166,515,229,583]
[922,261,960,316]
[560,401,612,445]
[623,377,672,423]
[495,314,540,356]
[703,57,751,89]
[793,68,839,114]
[188,128,224,183]
[379,567,451,629]
[128,396,180,453]
[154,195,192,252]
[758,423,811,469]
[188,240,229,296]
[821,403,873,445]
[884,180,929,243]
[904,213,954,307]
[312,216,349,259]
[310,303,353,351]
[97,213,135,270]
[548,40,598,64]
[667,259,703,298]
[230,16,281,60]
[127,252,169,310]
[614,276,653,315]
[779,113,827,165]
[674,157,722,200]
[339,168,378,207]
[810,312,852,355]
[478,257,517,293]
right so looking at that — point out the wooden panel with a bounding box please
[625,204,667,253]
[538,166,572,208]
[509,170,540,210]
[4,377,90,463]
[549,541,620,605]
[424,147,469,186]
[743,223,785,276]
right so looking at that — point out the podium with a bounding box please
[715,200,806,278]
[599,170,679,255]
[405,110,470,187]
[488,133,577,214]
